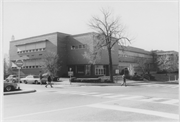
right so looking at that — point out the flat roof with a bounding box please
[10,32,69,43]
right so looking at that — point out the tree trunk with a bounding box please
[108,47,114,83]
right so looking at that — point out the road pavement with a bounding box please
[3,81,179,122]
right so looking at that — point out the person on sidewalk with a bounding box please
[45,74,53,88]
[121,68,129,87]
[39,71,43,85]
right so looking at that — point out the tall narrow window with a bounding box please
[95,65,105,75]
[85,65,91,75]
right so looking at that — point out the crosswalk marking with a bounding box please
[119,96,144,100]
[161,99,179,104]
[90,93,114,97]
[141,97,164,102]
[88,104,179,120]
[53,90,178,106]
[105,94,127,98]
[141,84,178,88]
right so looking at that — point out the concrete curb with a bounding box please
[4,89,36,95]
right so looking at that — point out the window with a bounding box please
[34,76,39,78]
[29,50,31,52]
[71,46,75,50]
[33,49,35,52]
[82,45,86,48]
[39,54,42,56]
[77,65,84,74]
[36,66,38,68]
[95,65,105,75]
[85,65,91,75]
[32,66,35,68]
[27,55,29,57]
[31,55,34,56]
[26,66,28,68]
[23,51,25,53]
[79,45,82,49]
[29,66,31,68]
[36,49,38,51]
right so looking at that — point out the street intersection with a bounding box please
[3,81,179,122]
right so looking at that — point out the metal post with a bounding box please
[69,68,71,85]
[18,67,21,89]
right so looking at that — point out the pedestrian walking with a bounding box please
[39,71,43,85]
[45,74,53,88]
[121,68,129,87]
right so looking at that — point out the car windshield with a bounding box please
[34,76,39,78]
[26,75,33,78]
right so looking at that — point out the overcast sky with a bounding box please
[2,0,178,55]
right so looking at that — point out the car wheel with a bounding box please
[5,86,12,92]
[35,80,38,84]
[24,80,27,84]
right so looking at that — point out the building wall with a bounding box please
[10,33,59,76]
[57,33,70,77]
[66,32,119,77]
[66,33,94,65]
[118,46,154,75]
[9,32,178,78]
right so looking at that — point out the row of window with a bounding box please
[19,54,43,57]
[17,48,45,54]
[12,65,43,69]
[71,45,86,50]
[95,65,106,75]
[119,54,152,59]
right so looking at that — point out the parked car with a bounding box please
[6,75,18,83]
[20,75,40,84]
[4,77,20,92]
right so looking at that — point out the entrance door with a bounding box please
[77,65,85,76]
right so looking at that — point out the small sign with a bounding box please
[68,71,73,76]
[15,60,24,67]
[115,69,119,74]
[17,67,21,69]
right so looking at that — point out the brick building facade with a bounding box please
[10,32,176,78]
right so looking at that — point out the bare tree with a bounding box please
[4,57,12,79]
[83,43,102,64]
[89,8,130,82]
[41,51,61,77]
[156,55,178,74]
[134,57,149,78]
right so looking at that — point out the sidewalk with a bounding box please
[52,79,142,86]
[4,89,36,95]
[53,78,179,86]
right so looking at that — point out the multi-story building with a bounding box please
[118,46,154,75]
[10,32,119,78]
[10,32,177,78]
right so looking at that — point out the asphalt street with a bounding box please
[3,81,179,122]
